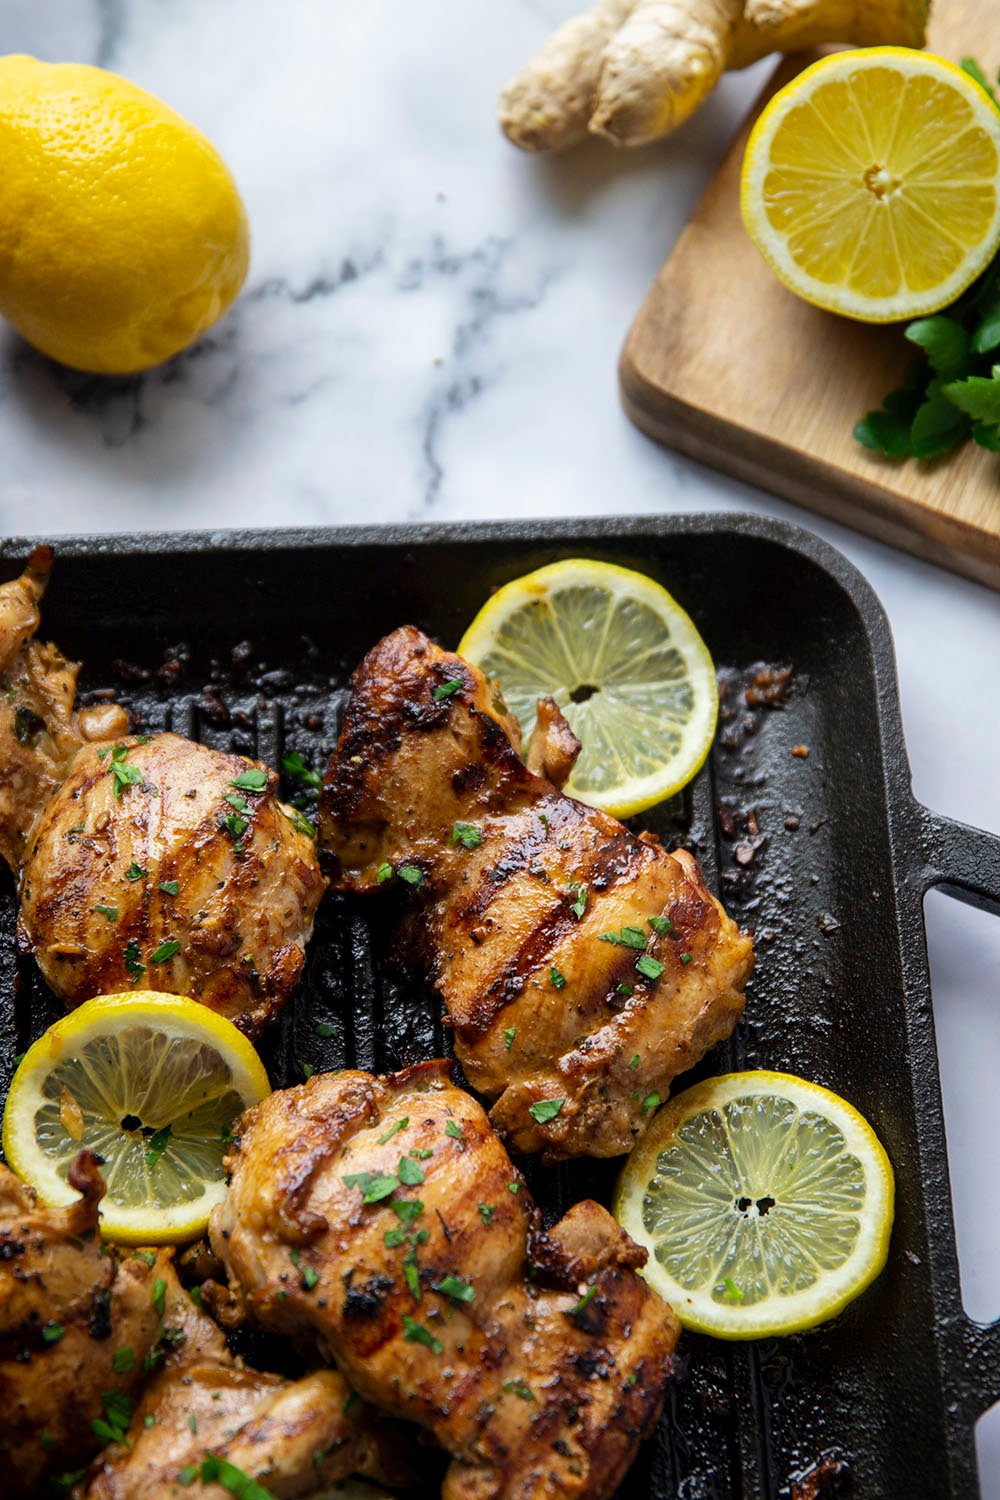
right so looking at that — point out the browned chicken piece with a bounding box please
[20,732,326,1035]
[0,546,128,872]
[80,1253,414,1499]
[0,554,326,1036]
[318,626,754,1157]
[0,1152,167,1498]
[209,1063,680,1500]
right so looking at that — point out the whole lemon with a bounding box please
[0,55,249,374]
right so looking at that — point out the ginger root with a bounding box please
[499,0,929,150]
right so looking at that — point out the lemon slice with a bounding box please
[458,559,717,817]
[614,1071,894,1339]
[2,992,270,1243]
[741,48,1000,323]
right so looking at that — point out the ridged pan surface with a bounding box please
[1,514,997,1500]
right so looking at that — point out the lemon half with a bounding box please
[2,992,270,1243]
[741,48,1000,323]
[458,559,718,818]
[615,1071,894,1339]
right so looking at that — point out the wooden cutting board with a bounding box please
[619,0,1000,591]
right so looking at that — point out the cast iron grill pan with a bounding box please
[0,515,997,1499]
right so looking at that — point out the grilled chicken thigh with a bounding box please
[210,1063,679,1500]
[21,732,325,1035]
[80,1244,411,1499]
[0,553,326,1035]
[0,1152,166,1497]
[319,627,754,1157]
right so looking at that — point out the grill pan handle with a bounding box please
[918,807,1000,917]
[917,805,1000,1416]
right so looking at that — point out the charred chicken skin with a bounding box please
[0,1153,166,1497]
[319,626,754,1157]
[0,554,326,1035]
[209,1062,680,1500]
[80,1235,413,1500]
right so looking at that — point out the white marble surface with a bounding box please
[1,0,999,1484]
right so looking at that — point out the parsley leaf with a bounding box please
[152,1279,166,1318]
[343,1171,399,1204]
[549,966,567,989]
[281,751,322,789]
[401,1314,442,1353]
[568,882,588,920]
[376,861,393,884]
[125,861,146,882]
[445,1119,464,1140]
[145,1125,172,1170]
[42,1320,65,1343]
[94,903,118,922]
[635,954,665,982]
[433,678,463,702]
[158,880,179,896]
[378,1117,409,1145]
[436,1273,475,1303]
[478,1203,496,1226]
[503,1026,516,1050]
[398,864,424,889]
[230,768,268,792]
[124,938,145,980]
[398,1155,425,1187]
[451,821,483,850]
[149,938,180,964]
[599,925,647,949]
[528,1098,564,1125]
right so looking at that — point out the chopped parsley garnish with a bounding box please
[283,807,316,838]
[391,1198,424,1226]
[281,751,322,789]
[628,1054,640,1070]
[343,1171,399,1204]
[433,678,463,702]
[314,1020,336,1038]
[635,954,665,982]
[289,1248,301,1268]
[144,1415,156,1427]
[569,1284,598,1319]
[112,1345,136,1374]
[145,1125,172,1170]
[301,1061,315,1081]
[149,938,180,964]
[404,1253,421,1301]
[436,1273,475,1303]
[378,1117,409,1145]
[110,757,143,798]
[230,768,268,792]
[508,1181,521,1194]
[617,983,634,997]
[124,938,145,980]
[384,1227,407,1248]
[158,880,179,896]
[722,1276,745,1302]
[401,1314,442,1353]
[376,861,393,883]
[451,821,483,850]
[445,1119,464,1140]
[398,864,424,888]
[641,1092,661,1116]
[224,791,248,813]
[680,952,693,965]
[599,925,647,949]
[398,1155,425,1187]
[94,903,118,921]
[411,1147,433,1160]
[503,1380,535,1401]
[503,1026,516,1050]
[134,1250,156,1267]
[125,862,146,882]
[648,915,673,934]
[222,811,249,843]
[479,1203,496,1226]
[42,1321,65,1343]
[152,1279,166,1318]
[198,1456,277,1499]
[188,1413,197,1433]
[303,1265,320,1290]
[178,1467,198,1487]
[569,881,588,919]
[550,966,567,989]
[528,1098,564,1125]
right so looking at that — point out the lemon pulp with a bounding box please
[458,558,717,818]
[615,1071,894,1338]
[3,992,270,1242]
[741,49,1000,322]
